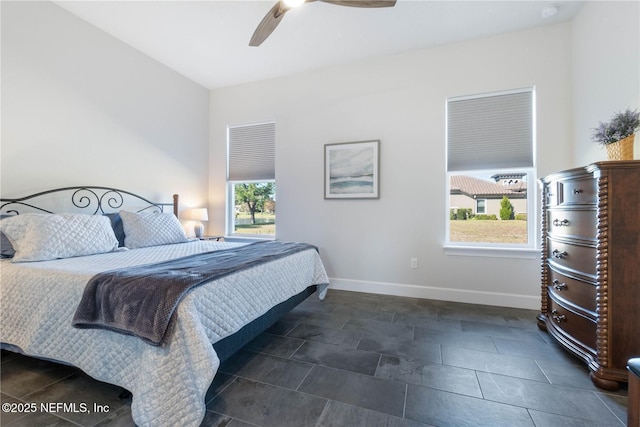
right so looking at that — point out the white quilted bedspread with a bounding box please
[0,240,329,427]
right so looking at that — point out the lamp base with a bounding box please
[194,223,204,238]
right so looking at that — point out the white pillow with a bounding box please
[0,213,120,262]
[119,210,188,249]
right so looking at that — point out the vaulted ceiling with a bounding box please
[55,1,585,89]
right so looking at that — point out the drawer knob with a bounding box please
[553,218,570,226]
[552,249,568,259]
[572,188,583,195]
[552,279,567,291]
[551,309,566,323]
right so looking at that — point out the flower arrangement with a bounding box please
[591,108,640,146]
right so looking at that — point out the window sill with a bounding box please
[443,245,540,259]
[224,235,275,243]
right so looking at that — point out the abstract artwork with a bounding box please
[324,140,380,199]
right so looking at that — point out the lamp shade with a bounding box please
[187,208,208,221]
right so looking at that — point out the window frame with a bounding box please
[475,199,487,215]
[226,121,276,239]
[445,170,539,259]
[444,87,538,258]
[226,180,276,239]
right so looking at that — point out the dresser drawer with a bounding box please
[544,182,560,206]
[548,297,596,352]
[546,209,597,240]
[558,177,597,206]
[547,239,596,277]
[547,268,596,314]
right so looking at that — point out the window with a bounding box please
[227,122,276,237]
[446,87,536,250]
[475,199,486,214]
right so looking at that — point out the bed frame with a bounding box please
[1,186,316,362]
[0,186,178,217]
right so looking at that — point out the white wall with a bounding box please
[1,1,210,210]
[572,1,640,164]
[210,23,576,309]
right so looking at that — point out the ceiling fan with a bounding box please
[249,0,397,47]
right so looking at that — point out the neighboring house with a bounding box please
[450,174,527,219]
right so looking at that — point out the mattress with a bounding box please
[0,240,329,427]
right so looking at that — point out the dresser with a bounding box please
[538,161,640,390]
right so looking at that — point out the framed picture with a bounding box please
[324,140,380,199]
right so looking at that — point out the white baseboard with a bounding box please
[328,278,540,310]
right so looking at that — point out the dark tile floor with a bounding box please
[1,289,629,426]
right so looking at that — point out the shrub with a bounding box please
[500,196,514,220]
[456,208,473,220]
[473,214,498,220]
[515,213,527,221]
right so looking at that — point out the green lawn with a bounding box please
[449,219,528,244]
[233,214,526,242]
[234,213,275,235]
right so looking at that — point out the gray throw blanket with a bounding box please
[72,241,317,346]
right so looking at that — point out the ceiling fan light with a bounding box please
[283,0,306,7]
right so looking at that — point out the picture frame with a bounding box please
[324,140,380,199]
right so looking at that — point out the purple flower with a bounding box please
[591,108,640,145]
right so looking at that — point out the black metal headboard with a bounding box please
[0,186,179,217]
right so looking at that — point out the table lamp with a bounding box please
[188,208,208,238]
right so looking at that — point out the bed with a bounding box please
[0,186,329,427]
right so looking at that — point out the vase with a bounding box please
[605,134,635,161]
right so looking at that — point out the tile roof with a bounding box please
[450,175,527,197]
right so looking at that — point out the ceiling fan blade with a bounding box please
[249,1,289,47]
[320,0,396,7]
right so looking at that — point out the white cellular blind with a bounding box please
[447,89,533,171]
[228,122,275,181]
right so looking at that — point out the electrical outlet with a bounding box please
[410,258,418,269]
